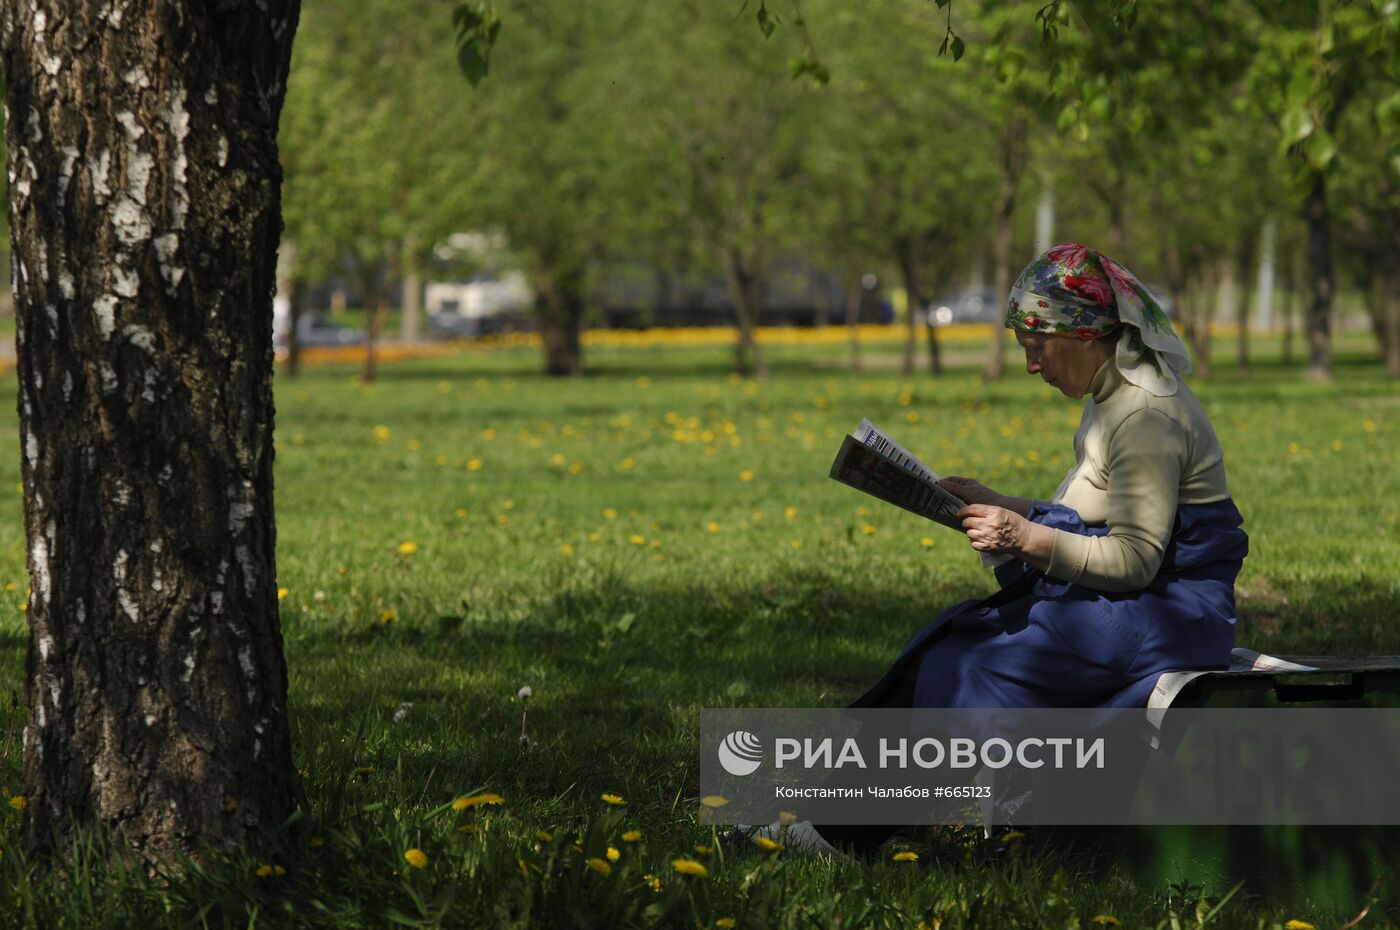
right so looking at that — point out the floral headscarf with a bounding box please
[1005,243,1190,396]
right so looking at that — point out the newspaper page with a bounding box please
[829,435,966,530]
[840,419,1008,567]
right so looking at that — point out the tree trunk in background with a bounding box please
[5,0,298,861]
[400,234,421,345]
[536,264,585,376]
[723,248,767,379]
[277,240,300,379]
[1303,173,1334,382]
[896,237,923,378]
[1186,267,1215,380]
[287,278,306,379]
[1362,255,1400,378]
[1235,250,1253,379]
[984,112,1026,383]
[840,270,862,372]
[363,296,386,383]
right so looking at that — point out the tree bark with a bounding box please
[984,111,1026,383]
[4,0,299,861]
[400,234,421,345]
[535,263,584,377]
[895,237,923,378]
[1303,172,1334,382]
[722,247,767,379]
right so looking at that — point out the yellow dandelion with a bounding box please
[255,863,287,877]
[601,792,626,806]
[379,609,397,624]
[716,919,737,929]
[891,850,918,862]
[407,438,421,451]
[404,848,429,869]
[3,583,14,592]
[620,457,636,470]
[536,830,554,842]
[1283,922,1314,930]
[455,507,468,518]
[861,524,877,536]
[784,507,798,519]
[452,792,504,811]
[467,458,482,471]
[8,796,26,811]
[1091,917,1121,927]
[568,462,584,475]
[550,453,566,466]
[373,425,391,442]
[643,872,662,892]
[397,541,418,555]
[694,843,712,856]
[560,544,574,556]
[753,836,782,853]
[277,587,289,601]
[739,470,754,481]
[920,537,935,547]
[495,515,510,526]
[585,857,612,876]
[605,846,620,861]
[603,508,618,519]
[502,499,515,510]
[700,795,729,808]
[671,858,709,877]
[621,830,642,842]
[705,521,721,533]
[1363,418,1377,432]
[309,836,325,848]
[999,830,1026,843]
[629,535,646,545]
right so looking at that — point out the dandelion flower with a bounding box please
[255,863,287,877]
[605,846,620,861]
[467,458,482,471]
[397,541,418,555]
[601,792,626,806]
[1283,922,1314,930]
[586,857,612,876]
[861,524,877,536]
[404,848,429,869]
[784,507,798,519]
[699,795,729,808]
[536,830,554,842]
[1091,917,1121,927]
[694,844,712,856]
[603,508,618,520]
[8,796,25,811]
[920,537,935,547]
[621,830,642,842]
[739,470,754,482]
[705,521,721,533]
[891,850,918,862]
[379,609,397,624]
[670,858,709,878]
[753,836,781,853]
[277,587,289,601]
[560,544,574,555]
[455,508,468,518]
[373,425,391,442]
[716,919,737,929]
[629,535,646,546]
[643,873,662,892]
[452,792,505,811]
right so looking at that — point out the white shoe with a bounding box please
[738,819,842,858]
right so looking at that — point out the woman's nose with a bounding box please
[1025,357,1040,374]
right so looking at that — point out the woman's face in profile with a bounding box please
[1015,331,1111,399]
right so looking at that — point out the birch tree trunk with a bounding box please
[3,0,299,860]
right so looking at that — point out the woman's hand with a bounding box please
[938,476,1004,508]
[958,504,1056,571]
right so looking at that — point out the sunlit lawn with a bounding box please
[0,326,1395,927]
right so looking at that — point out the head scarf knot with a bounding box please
[1005,243,1191,396]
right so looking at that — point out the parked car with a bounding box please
[923,287,999,327]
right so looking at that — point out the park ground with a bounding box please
[0,325,1395,928]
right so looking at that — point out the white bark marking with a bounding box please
[237,645,258,705]
[112,264,138,298]
[236,544,257,598]
[123,323,154,352]
[123,65,150,89]
[57,146,79,203]
[154,233,183,294]
[164,85,191,229]
[61,371,73,403]
[228,482,254,535]
[204,87,218,105]
[44,304,58,337]
[91,149,112,202]
[216,136,228,168]
[182,653,196,683]
[58,271,74,299]
[111,196,151,246]
[93,295,118,339]
[24,429,38,470]
[31,520,52,606]
[99,363,118,394]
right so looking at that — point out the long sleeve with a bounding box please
[1046,408,1185,592]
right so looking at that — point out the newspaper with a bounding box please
[829,419,1011,569]
[1144,648,1319,748]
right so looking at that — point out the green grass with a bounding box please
[0,330,1395,927]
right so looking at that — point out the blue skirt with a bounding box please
[850,500,1248,710]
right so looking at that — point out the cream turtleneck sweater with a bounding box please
[1045,360,1232,592]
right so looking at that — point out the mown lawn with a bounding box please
[0,326,1395,928]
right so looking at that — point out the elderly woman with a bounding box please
[852,243,1248,712]
[779,245,1247,856]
